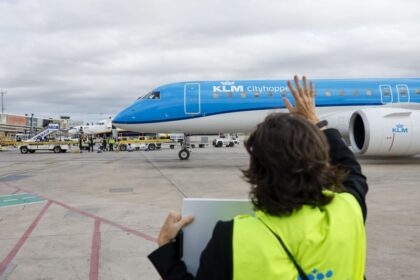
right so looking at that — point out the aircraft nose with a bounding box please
[112,107,135,125]
[112,113,123,124]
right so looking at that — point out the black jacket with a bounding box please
[148,129,368,280]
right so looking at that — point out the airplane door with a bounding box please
[184,83,201,115]
[396,84,410,103]
[379,85,393,104]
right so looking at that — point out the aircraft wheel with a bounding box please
[178,149,190,160]
[53,146,62,153]
[119,144,127,151]
[20,147,29,154]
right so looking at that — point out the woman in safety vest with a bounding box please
[149,75,368,280]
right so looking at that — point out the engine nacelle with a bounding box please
[349,108,420,156]
[322,111,354,138]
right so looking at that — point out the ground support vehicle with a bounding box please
[0,139,17,147]
[18,141,77,154]
[116,139,171,151]
[212,137,239,148]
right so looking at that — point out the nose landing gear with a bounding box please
[178,134,191,160]
[178,149,190,160]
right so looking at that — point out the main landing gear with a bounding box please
[178,134,191,160]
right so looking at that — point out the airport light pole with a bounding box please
[1,91,6,115]
[30,113,34,136]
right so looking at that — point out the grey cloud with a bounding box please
[0,0,419,121]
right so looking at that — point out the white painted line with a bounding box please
[3,199,18,202]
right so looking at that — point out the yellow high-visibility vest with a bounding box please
[233,192,365,280]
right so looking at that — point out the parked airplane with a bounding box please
[112,78,420,160]
[68,118,114,135]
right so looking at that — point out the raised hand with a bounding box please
[284,75,320,125]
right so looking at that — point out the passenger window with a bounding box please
[366,89,372,96]
[226,92,233,98]
[267,91,274,97]
[254,92,260,98]
[416,89,420,95]
[212,92,219,98]
[382,88,391,97]
[240,92,247,98]
[281,90,287,98]
[339,90,346,96]
[352,90,360,96]
[398,87,408,97]
[325,90,331,97]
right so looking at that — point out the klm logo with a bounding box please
[297,268,334,280]
[213,81,244,93]
[392,124,408,133]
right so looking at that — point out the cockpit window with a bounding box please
[138,91,161,100]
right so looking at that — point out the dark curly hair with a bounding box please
[243,113,345,216]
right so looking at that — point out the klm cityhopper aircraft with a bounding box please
[112,78,420,160]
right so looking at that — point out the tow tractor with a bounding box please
[212,136,240,148]
[18,124,76,154]
[116,138,171,151]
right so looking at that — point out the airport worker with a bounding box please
[102,138,107,151]
[128,143,133,152]
[109,137,115,151]
[78,135,83,153]
[88,135,94,152]
[148,75,368,280]
[83,136,89,150]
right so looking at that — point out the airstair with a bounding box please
[28,123,60,142]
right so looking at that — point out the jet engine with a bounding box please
[349,108,420,156]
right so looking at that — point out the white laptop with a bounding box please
[181,198,254,276]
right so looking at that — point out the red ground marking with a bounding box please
[0,201,52,277]
[89,220,101,280]
[52,199,157,242]
[2,182,157,243]
[0,182,19,194]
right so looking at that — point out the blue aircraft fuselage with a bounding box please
[113,78,420,127]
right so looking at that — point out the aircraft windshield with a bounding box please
[138,91,160,100]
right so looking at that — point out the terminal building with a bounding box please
[0,113,70,139]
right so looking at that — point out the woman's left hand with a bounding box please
[284,75,320,125]
[157,211,194,247]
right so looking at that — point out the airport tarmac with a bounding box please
[0,146,419,280]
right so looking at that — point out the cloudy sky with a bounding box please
[1,0,419,121]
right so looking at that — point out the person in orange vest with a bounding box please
[149,76,368,280]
